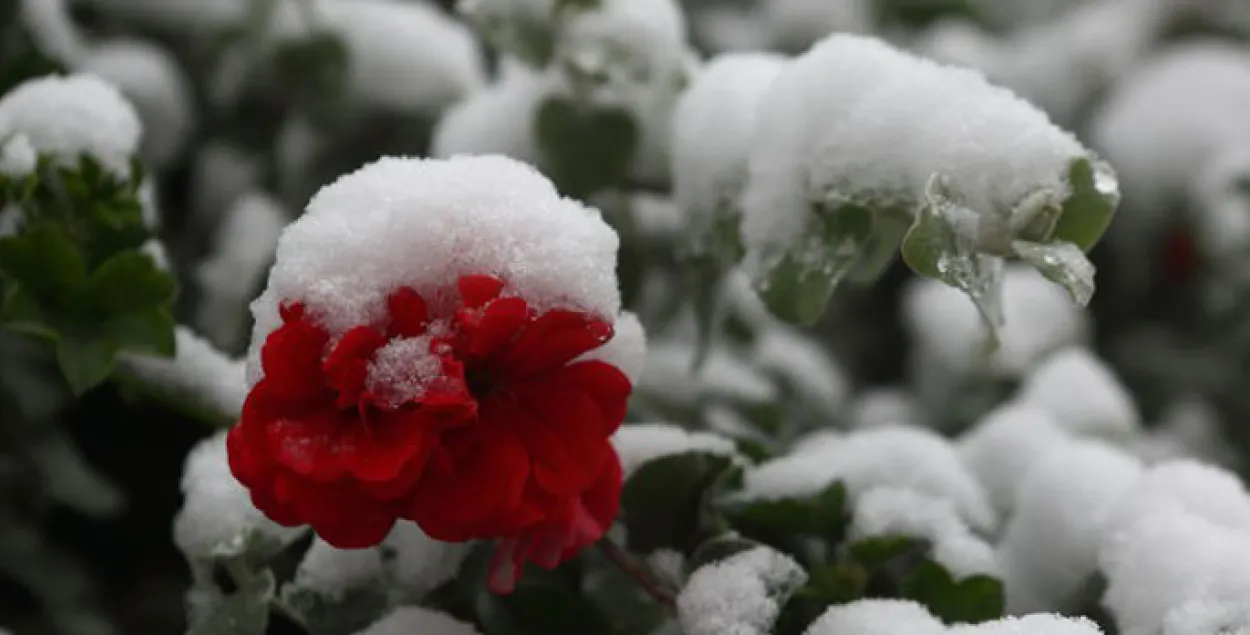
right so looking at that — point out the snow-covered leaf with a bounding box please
[620,450,739,554]
[187,569,274,635]
[1011,240,1095,307]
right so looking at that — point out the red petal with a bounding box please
[387,287,429,338]
[293,480,398,549]
[263,410,351,481]
[345,408,436,484]
[458,274,505,309]
[579,452,623,537]
[496,310,614,377]
[459,297,529,361]
[549,361,632,436]
[261,305,330,402]
[512,383,611,497]
[405,430,531,541]
[323,326,387,407]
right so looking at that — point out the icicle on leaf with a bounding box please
[848,209,910,285]
[902,175,1006,348]
[1011,240,1095,306]
[1051,157,1120,252]
[755,202,875,326]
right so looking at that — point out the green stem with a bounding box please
[597,537,678,610]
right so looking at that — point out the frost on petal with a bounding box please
[576,311,647,385]
[352,606,481,635]
[671,52,787,258]
[384,521,471,600]
[0,73,142,178]
[997,440,1143,614]
[803,599,945,635]
[430,60,555,164]
[950,614,1105,635]
[173,430,304,559]
[611,423,738,478]
[958,403,1073,517]
[677,547,806,635]
[851,487,999,578]
[1101,508,1250,635]
[81,38,196,169]
[292,539,385,602]
[1015,347,1141,441]
[247,155,623,382]
[740,426,995,533]
[195,192,288,349]
[273,0,486,115]
[123,327,249,419]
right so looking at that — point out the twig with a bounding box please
[597,537,678,610]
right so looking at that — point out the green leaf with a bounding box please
[1011,240,1095,306]
[756,202,875,325]
[104,308,178,357]
[55,331,119,396]
[847,210,910,285]
[535,98,639,199]
[773,562,870,635]
[0,223,87,311]
[689,533,764,571]
[899,561,1005,624]
[1050,157,1119,252]
[482,575,613,635]
[582,561,667,635]
[620,451,738,554]
[187,569,274,635]
[719,482,849,542]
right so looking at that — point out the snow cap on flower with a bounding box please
[0,73,142,178]
[233,154,640,595]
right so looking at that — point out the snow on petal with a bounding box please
[851,487,999,578]
[0,73,142,178]
[172,430,304,559]
[997,440,1143,614]
[611,423,739,478]
[352,606,481,635]
[677,546,806,635]
[958,403,1074,517]
[1015,347,1141,441]
[803,599,945,635]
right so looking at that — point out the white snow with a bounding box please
[384,521,471,600]
[172,430,304,559]
[365,336,443,408]
[639,341,778,407]
[949,614,1105,635]
[803,599,946,635]
[670,52,787,253]
[247,155,631,385]
[80,0,247,33]
[957,403,1074,516]
[1162,600,1250,635]
[20,0,86,65]
[740,425,996,533]
[1134,396,1240,468]
[0,73,142,178]
[677,546,806,635]
[292,539,385,601]
[1104,460,1250,544]
[430,60,554,165]
[554,0,687,95]
[996,440,1143,613]
[189,141,264,232]
[575,311,647,384]
[761,0,873,53]
[611,423,739,478]
[1014,347,1141,441]
[851,487,999,578]
[272,0,486,115]
[0,134,36,178]
[122,326,250,419]
[80,38,196,170]
[752,326,849,414]
[740,34,1086,282]
[352,606,480,635]
[846,387,924,430]
[195,192,288,349]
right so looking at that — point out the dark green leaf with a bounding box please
[103,309,178,357]
[186,569,274,635]
[899,561,1004,624]
[535,98,639,199]
[620,451,737,554]
[1051,157,1119,252]
[55,331,118,396]
[84,251,176,315]
[582,562,667,635]
[689,533,763,571]
[718,482,850,546]
[0,223,87,311]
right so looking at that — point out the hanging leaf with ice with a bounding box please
[736,34,1119,339]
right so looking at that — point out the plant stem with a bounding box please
[597,537,678,610]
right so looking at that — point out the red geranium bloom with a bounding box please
[227,274,631,592]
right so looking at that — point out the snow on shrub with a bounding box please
[958,403,1073,516]
[1014,347,1141,441]
[803,599,946,635]
[677,546,807,635]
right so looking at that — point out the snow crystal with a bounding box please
[247,155,627,384]
[741,425,996,533]
[293,539,385,601]
[611,423,738,478]
[172,430,303,559]
[950,614,1105,635]
[576,311,647,384]
[272,0,485,115]
[740,34,1085,279]
[384,521,470,600]
[1101,508,1250,635]
[123,326,250,419]
[903,265,1089,377]
[1163,600,1250,635]
[677,547,806,635]
[352,606,480,635]
[851,487,999,578]
[640,341,778,407]
[0,134,36,177]
[20,0,86,65]
[0,73,142,178]
[431,61,553,164]
[671,52,787,250]
[81,38,196,169]
[997,440,1143,613]
[761,0,873,53]
[802,599,945,635]
[957,403,1073,517]
[847,388,924,430]
[1015,347,1141,441]
[752,326,849,414]
[195,192,287,349]
[364,337,442,408]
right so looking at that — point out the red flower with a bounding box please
[228,274,631,591]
